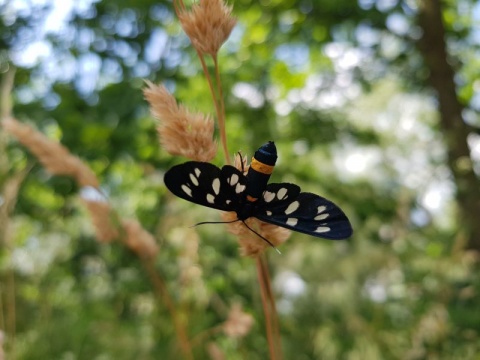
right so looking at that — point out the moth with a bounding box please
[164,142,352,247]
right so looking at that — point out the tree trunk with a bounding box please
[417,0,480,251]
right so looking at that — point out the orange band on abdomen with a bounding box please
[246,195,258,202]
[251,158,274,175]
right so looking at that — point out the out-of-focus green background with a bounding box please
[1,0,480,359]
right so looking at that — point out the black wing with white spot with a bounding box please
[254,186,352,240]
[256,183,301,208]
[164,162,247,212]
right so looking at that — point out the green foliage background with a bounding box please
[1,0,480,359]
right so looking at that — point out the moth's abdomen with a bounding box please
[246,141,277,201]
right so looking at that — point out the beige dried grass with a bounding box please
[177,229,201,284]
[176,0,236,56]
[1,117,99,188]
[82,199,119,243]
[143,81,217,161]
[122,219,159,258]
[206,342,226,360]
[221,212,290,257]
[222,303,254,338]
[82,201,159,257]
[233,151,248,174]
[3,117,158,257]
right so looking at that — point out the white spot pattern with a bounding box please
[277,188,288,200]
[285,201,300,215]
[264,191,275,202]
[266,211,272,216]
[286,218,298,226]
[235,183,246,194]
[194,168,201,177]
[315,226,330,233]
[317,205,327,214]
[229,174,239,185]
[181,185,192,197]
[189,173,199,186]
[212,178,220,194]
[207,194,215,204]
[314,213,329,221]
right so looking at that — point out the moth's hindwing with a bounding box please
[255,187,352,240]
[164,162,247,212]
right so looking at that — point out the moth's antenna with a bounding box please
[241,221,282,255]
[238,151,244,173]
[236,151,248,174]
[192,219,240,227]
[191,218,281,254]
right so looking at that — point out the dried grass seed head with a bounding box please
[206,343,226,360]
[2,117,99,188]
[143,82,217,162]
[176,0,236,56]
[223,303,254,338]
[122,219,159,258]
[222,211,290,257]
[233,152,248,174]
[82,199,119,243]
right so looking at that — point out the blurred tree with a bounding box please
[417,0,480,250]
